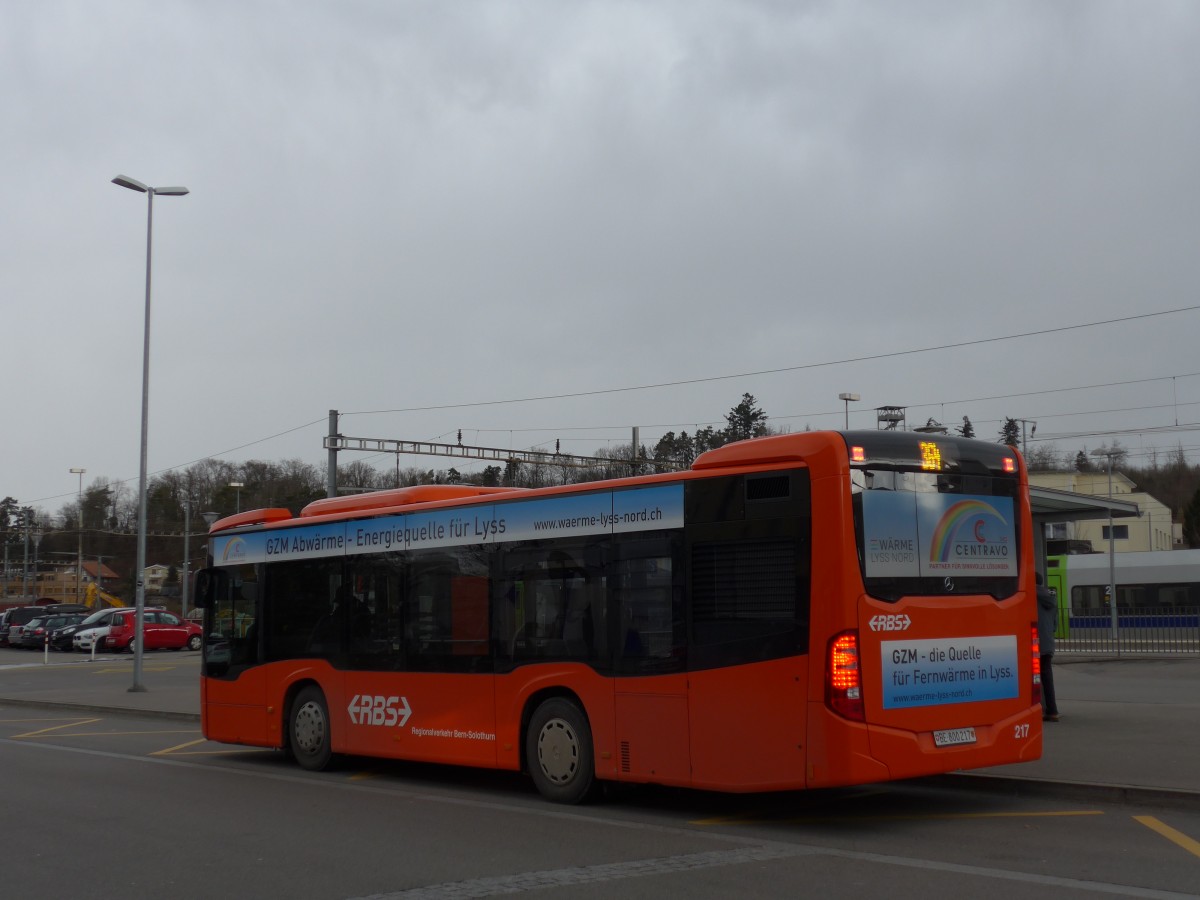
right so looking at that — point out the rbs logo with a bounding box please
[347,694,412,727]
[869,614,912,632]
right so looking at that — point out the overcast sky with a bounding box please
[5,0,1199,514]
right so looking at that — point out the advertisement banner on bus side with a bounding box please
[862,492,1017,579]
[210,483,684,566]
[880,635,1019,709]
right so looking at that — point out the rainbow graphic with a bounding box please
[220,537,246,562]
[928,499,1007,562]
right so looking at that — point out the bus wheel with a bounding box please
[290,686,333,771]
[526,698,596,804]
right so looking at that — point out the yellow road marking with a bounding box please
[14,718,101,738]
[152,737,275,757]
[1134,816,1200,859]
[152,738,210,755]
[692,809,1104,826]
[24,728,199,738]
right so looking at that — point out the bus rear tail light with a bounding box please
[826,630,865,721]
[1030,623,1042,706]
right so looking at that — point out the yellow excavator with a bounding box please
[84,583,127,608]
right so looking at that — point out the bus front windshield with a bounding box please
[852,467,1020,603]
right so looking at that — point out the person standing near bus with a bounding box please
[1036,572,1060,722]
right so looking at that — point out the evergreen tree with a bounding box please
[957,416,975,439]
[0,496,18,541]
[652,431,696,471]
[1074,450,1091,472]
[724,393,769,442]
[694,425,726,454]
[1183,486,1200,548]
[998,417,1020,447]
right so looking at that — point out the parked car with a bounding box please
[2,605,87,647]
[105,609,202,653]
[73,627,107,652]
[5,619,29,648]
[51,611,107,651]
[54,607,125,651]
[16,613,87,649]
[68,606,161,653]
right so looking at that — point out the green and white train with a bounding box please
[1044,549,1200,633]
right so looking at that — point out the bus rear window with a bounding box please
[852,468,1019,603]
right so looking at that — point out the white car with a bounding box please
[73,625,112,652]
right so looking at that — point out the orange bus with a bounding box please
[194,430,1042,803]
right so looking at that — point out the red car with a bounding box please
[105,609,202,653]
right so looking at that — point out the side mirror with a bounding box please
[193,568,229,609]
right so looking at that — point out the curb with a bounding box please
[0,697,200,723]
[930,772,1200,810]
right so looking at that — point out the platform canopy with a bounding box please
[1029,485,1141,525]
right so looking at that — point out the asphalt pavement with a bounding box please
[1,649,1197,805]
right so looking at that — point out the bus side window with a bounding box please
[405,548,490,673]
[346,567,405,671]
[497,542,610,671]
[614,540,684,675]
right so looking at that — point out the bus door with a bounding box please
[195,566,270,746]
[611,539,690,786]
[345,550,497,767]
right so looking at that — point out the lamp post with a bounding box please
[181,496,192,621]
[1090,448,1120,645]
[70,468,86,602]
[838,393,860,430]
[21,508,31,600]
[113,174,189,692]
[229,482,244,513]
[31,527,42,599]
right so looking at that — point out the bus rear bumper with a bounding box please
[806,703,1042,789]
[867,704,1044,781]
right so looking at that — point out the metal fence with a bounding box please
[1057,607,1200,656]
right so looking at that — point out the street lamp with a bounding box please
[21,508,33,599]
[838,393,861,430]
[181,497,192,621]
[1090,448,1120,646]
[113,174,189,693]
[230,481,244,513]
[70,468,86,602]
[31,527,43,599]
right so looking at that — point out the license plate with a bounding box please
[933,727,977,747]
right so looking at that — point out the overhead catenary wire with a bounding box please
[20,306,1200,506]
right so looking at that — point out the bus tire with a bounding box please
[290,686,333,771]
[526,697,596,804]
